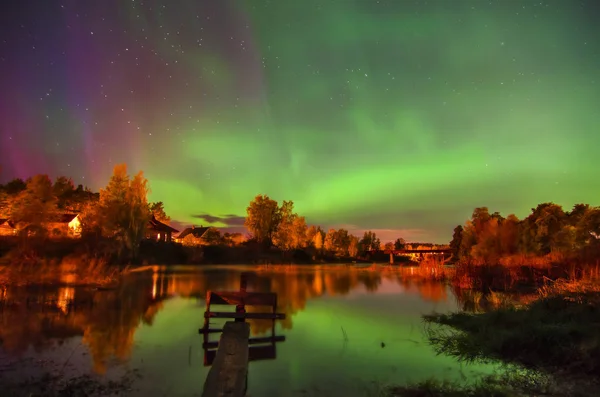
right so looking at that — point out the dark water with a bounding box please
[0,265,497,396]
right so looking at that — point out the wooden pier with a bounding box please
[200,273,286,397]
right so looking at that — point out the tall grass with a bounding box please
[0,253,120,286]
[450,254,600,292]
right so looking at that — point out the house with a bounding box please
[0,219,17,236]
[46,213,82,237]
[146,215,179,242]
[175,226,211,245]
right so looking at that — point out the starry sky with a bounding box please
[1,0,599,243]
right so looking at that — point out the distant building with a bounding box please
[146,215,179,242]
[175,225,211,245]
[0,219,17,236]
[46,213,82,237]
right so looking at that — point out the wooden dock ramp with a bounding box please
[200,272,286,397]
[201,321,250,397]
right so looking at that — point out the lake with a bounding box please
[0,264,497,396]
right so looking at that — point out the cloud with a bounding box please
[191,213,246,227]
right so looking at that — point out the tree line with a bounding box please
[1,166,428,261]
[244,194,418,258]
[450,203,600,264]
[0,165,170,257]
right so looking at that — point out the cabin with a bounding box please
[146,215,179,242]
[0,218,17,236]
[175,226,211,245]
[46,213,82,237]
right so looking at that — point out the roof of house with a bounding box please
[176,226,210,240]
[48,213,79,223]
[147,216,179,233]
[0,218,15,228]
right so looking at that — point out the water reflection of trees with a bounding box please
[0,276,157,374]
[0,266,452,374]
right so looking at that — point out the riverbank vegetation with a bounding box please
[386,280,600,396]
[448,204,600,287]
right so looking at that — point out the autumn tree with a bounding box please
[333,229,351,256]
[4,178,26,195]
[499,214,520,255]
[449,225,463,261]
[324,228,336,252]
[245,194,281,245]
[306,225,320,245]
[312,230,323,250]
[291,216,308,249]
[10,174,58,235]
[576,207,600,249]
[53,176,75,209]
[273,200,296,251]
[98,164,150,258]
[384,241,394,250]
[520,203,567,255]
[394,238,406,250]
[0,190,8,217]
[348,235,359,257]
[149,201,170,224]
[359,231,381,252]
[203,228,222,245]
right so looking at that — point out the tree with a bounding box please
[203,228,222,245]
[273,200,297,251]
[0,190,8,217]
[306,225,320,246]
[498,214,520,255]
[149,201,170,223]
[384,241,394,250]
[576,207,600,248]
[324,228,336,252]
[525,203,567,254]
[98,164,150,258]
[348,235,359,257]
[291,216,308,249]
[333,229,351,256]
[53,176,75,202]
[4,178,26,195]
[359,231,381,252]
[394,238,406,250]
[244,194,281,245]
[449,225,463,261]
[10,174,58,235]
[312,230,323,250]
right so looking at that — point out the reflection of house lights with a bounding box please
[152,272,158,299]
[57,287,75,313]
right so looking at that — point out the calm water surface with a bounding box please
[0,265,497,396]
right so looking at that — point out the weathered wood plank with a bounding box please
[205,311,286,320]
[208,291,277,307]
[204,344,278,366]
[202,335,286,349]
[198,328,225,334]
[202,321,250,397]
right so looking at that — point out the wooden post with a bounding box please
[235,273,248,323]
[202,321,250,397]
[202,290,211,344]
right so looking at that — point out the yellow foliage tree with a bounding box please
[98,164,150,258]
[244,194,281,244]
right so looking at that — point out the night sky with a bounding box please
[1,0,599,243]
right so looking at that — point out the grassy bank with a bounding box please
[387,280,600,396]
[0,252,123,287]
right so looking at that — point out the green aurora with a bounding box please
[1,0,599,242]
